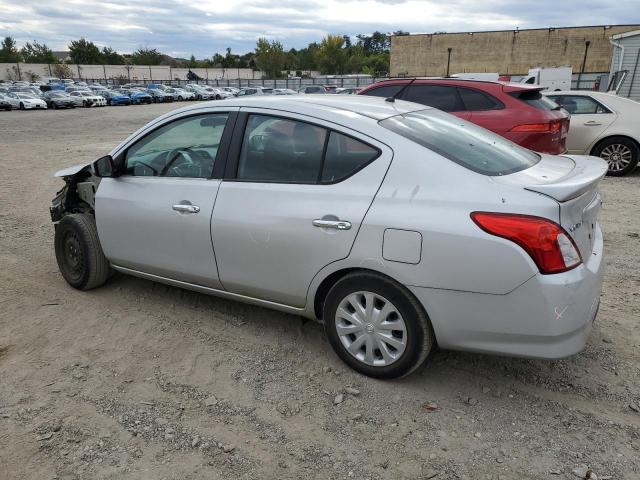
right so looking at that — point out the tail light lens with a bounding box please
[471,212,582,274]
[510,120,562,133]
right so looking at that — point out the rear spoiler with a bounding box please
[524,156,608,202]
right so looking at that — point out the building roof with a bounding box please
[611,29,640,40]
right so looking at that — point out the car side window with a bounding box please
[321,132,380,183]
[363,84,404,98]
[238,115,327,183]
[124,113,229,178]
[549,95,610,115]
[458,87,503,111]
[402,85,464,112]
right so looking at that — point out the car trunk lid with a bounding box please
[494,154,608,259]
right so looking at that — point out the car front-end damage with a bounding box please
[50,163,101,222]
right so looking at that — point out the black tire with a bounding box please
[592,136,639,176]
[54,214,112,290]
[51,102,57,109]
[323,271,434,379]
[216,95,221,100]
[19,102,24,110]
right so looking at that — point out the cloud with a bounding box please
[0,0,638,57]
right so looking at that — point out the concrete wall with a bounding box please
[391,25,640,77]
[0,63,261,81]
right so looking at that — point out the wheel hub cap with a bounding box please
[335,291,407,367]
[601,144,632,171]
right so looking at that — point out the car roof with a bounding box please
[174,94,430,120]
[367,77,542,92]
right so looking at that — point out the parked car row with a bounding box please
[0,80,239,110]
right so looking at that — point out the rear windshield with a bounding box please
[510,89,559,110]
[379,109,540,176]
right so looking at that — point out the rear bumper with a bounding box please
[409,224,604,359]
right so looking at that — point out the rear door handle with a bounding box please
[312,219,352,230]
[584,121,602,126]
[172,204,200,214]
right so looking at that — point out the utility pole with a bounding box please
[446,48,452,77]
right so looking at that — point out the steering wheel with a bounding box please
[160,147,203,176]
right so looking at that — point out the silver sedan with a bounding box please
[50,95,606,378]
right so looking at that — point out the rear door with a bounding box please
[95,109,237,288]
[459,87,511,135]
[211,110,392,307]
[547,94,617,154]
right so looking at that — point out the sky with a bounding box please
[0,0,639,58]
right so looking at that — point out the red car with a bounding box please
[358,79,570,155]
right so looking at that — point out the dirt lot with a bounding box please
[0,104,639,480]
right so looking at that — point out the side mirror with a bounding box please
[93,155,116,177]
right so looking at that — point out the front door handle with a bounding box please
[172,204,200,214]
[584,121,602,126]
[312,219,352,230]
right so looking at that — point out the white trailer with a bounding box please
[520,67,572,91]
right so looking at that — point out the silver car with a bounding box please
[50,96,606,378]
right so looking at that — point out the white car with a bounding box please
[171,88,196,101]
[544,91,640,176]
[69,90,107,107]
[6,92,47,110]
[50,95,606,378]
[184,85,215,100]
[203,86,233,100]
[219,86,239,95]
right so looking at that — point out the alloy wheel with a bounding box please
[601,143,633,172]
[334,291,407,367]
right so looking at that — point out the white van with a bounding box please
[520,67,572,91]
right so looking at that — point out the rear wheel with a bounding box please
[323,272,434,379]
[19,102,24,110]
[54,214,112,290]
[592,136,639,176]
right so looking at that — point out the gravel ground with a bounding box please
[0,104,639,480]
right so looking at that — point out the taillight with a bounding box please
[471,212,582,274]
[510,120,562,133]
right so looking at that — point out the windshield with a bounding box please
[379,109,540,176]
[17,93,38,99]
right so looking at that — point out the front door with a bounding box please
[211,111,392,307]
[95,110,234,288]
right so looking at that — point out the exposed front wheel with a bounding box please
[592,137,639,176]
[324,272,434,379]
[54,214,112,290]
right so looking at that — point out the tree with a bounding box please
[101,47,125,64]
[315,35,347,75]
[356,31,390,54]
[21,41,56,63]
[254,38,286,78]
[363,53,390,76]
[52,63,73,78]
[0,36,21,63]
[69,38,103,64]
[130,48,163,65]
